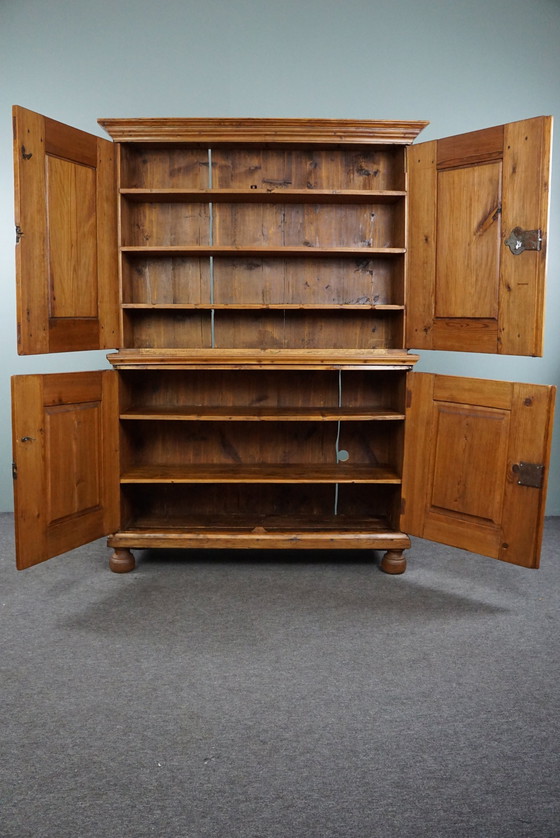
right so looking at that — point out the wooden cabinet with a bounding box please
[11,107,555,574]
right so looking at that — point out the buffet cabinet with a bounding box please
[11,107,555,573]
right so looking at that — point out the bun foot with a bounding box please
[110,548,136,573]
[380,549,406,574]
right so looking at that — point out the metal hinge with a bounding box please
[504,227,542,255]
[12,462,17,480]
[512,462,544,489]
[15,225,23,244]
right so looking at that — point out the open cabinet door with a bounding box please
[12,371,120,569]
[406,116,552,355]
[401,373,555,568]
[13,106,120,354]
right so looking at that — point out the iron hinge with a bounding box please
[12,462,17,480]
[504,227,542,255]
[15,225,23,244]
[512,461,544,489]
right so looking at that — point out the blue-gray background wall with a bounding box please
[1,0,559,513]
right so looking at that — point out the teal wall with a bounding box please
[1,0,559,512]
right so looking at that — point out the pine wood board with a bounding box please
[120,406,405,421]
[120,188,406,203]
[120,463,402,484]
[120,245,406,256]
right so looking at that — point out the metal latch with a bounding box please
[512,462,544,489]
[504,227,542,255]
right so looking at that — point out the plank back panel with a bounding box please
[212,147,406,191]
[119,369,340,410]
[213,256,402,306]
[119,420,402,480]
[120,146,210,188]
[122,255,211,305]
[212,203,400,248]
[120,483,396,527]
[122,202,211,246]
[123,310,212,348]
[213,311,399,349]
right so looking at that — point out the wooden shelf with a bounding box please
[121,303,405,311]
[120,463,402,484]
[120,245,406,257]
[120,188,406,204]
[120,406,405,421]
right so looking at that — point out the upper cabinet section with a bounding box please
[13,106,120,354]
[99,117,426,355]
[406,116,552,356]
[14,111,552,358]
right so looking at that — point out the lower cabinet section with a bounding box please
[112,483,408,547]
[12,366,553,574]
[109,366,410,571]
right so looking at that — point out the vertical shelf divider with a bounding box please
[208,147,215,348]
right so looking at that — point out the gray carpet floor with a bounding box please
[2,512,559,838]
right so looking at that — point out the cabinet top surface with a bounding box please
[98,117,429,144]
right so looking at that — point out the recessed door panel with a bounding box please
[435,162,501,319]
[47,155,98,318]
[430,402,510,523]
[46,402,102,522]
[401,373,555,567]
[11,371,119,569]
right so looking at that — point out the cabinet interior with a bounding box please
[111,136,411,546]
[117,142,407,351]
[117,369,406,535]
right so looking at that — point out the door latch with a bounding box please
[504,227,542,255]
[512,462,544,489]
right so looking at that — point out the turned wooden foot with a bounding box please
[110,548,136,573]
[380,549,407,574]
